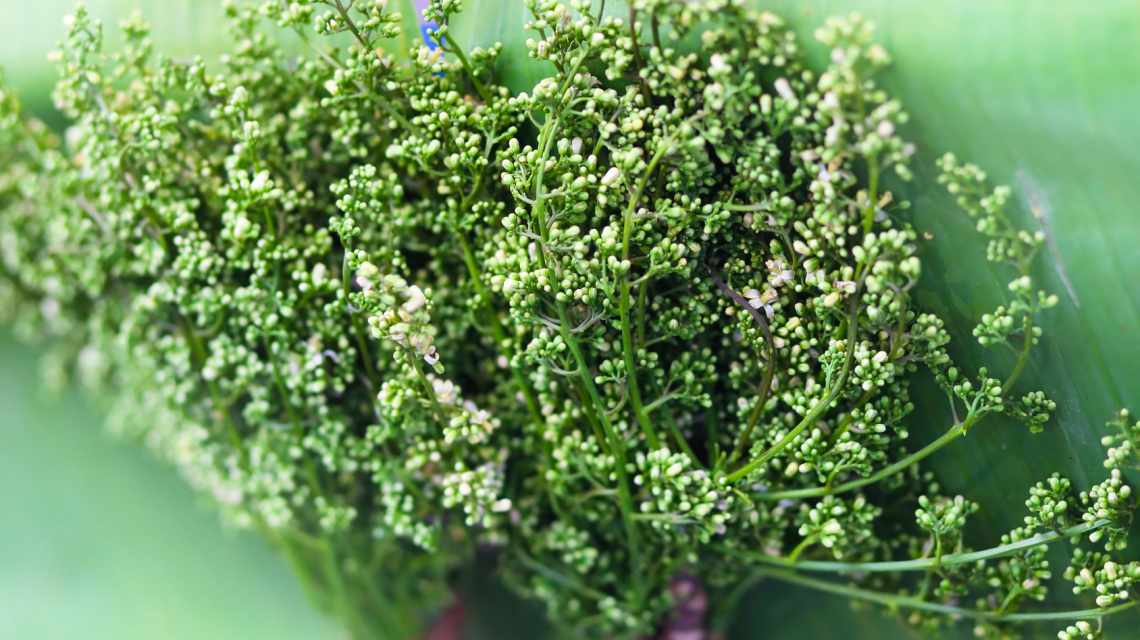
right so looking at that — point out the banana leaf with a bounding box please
[0,334,339,639]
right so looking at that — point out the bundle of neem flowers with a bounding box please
[0,0,1136,637]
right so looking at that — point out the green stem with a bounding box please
[753,567,1137,623]
[726,306,858,483]
[747,520,1109,573]
[730,363,776,465]
[827,388,876,445]
[708,268,777,466]
[525,52,644,600]
[787,535,817,563]
[618,142,673,450]
[441,39,492,103]
[409,352,446,419]
[514,549,609,601]
[555,303,641,573]
[725,202,770,212]
[456,230,543,425]
[635,279,648,347]
[291,26,418,134]
[332,0,370,51]
[752,414,982,500]
[1002,315,1034,394]
[351,316,380,391]
[862,157,880,235]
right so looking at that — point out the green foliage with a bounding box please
[0,1,1136,638]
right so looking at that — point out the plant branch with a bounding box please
[726,303,859,483]
[751,414,983,500]
[752,566,1137,623]
[745,520,1109,573]
[708,267,776,465]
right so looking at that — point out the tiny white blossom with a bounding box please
[774,77,795,101]
[402,285,427,312]
[250,170,270,192]
[601,166,622,186]
[709,53,731,77]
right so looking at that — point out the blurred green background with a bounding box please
[2,1,227,111]
[2,1,1138,639]
[0,334,340,638]
[1,4,331,637]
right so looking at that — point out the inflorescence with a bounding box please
[0,1,1135,638]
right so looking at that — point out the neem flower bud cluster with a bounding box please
[0,0,1135,637]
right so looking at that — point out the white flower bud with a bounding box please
[601,166,622,186]
[402,285,427,312]
[250,170,270,192]
[774,77,795,101]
